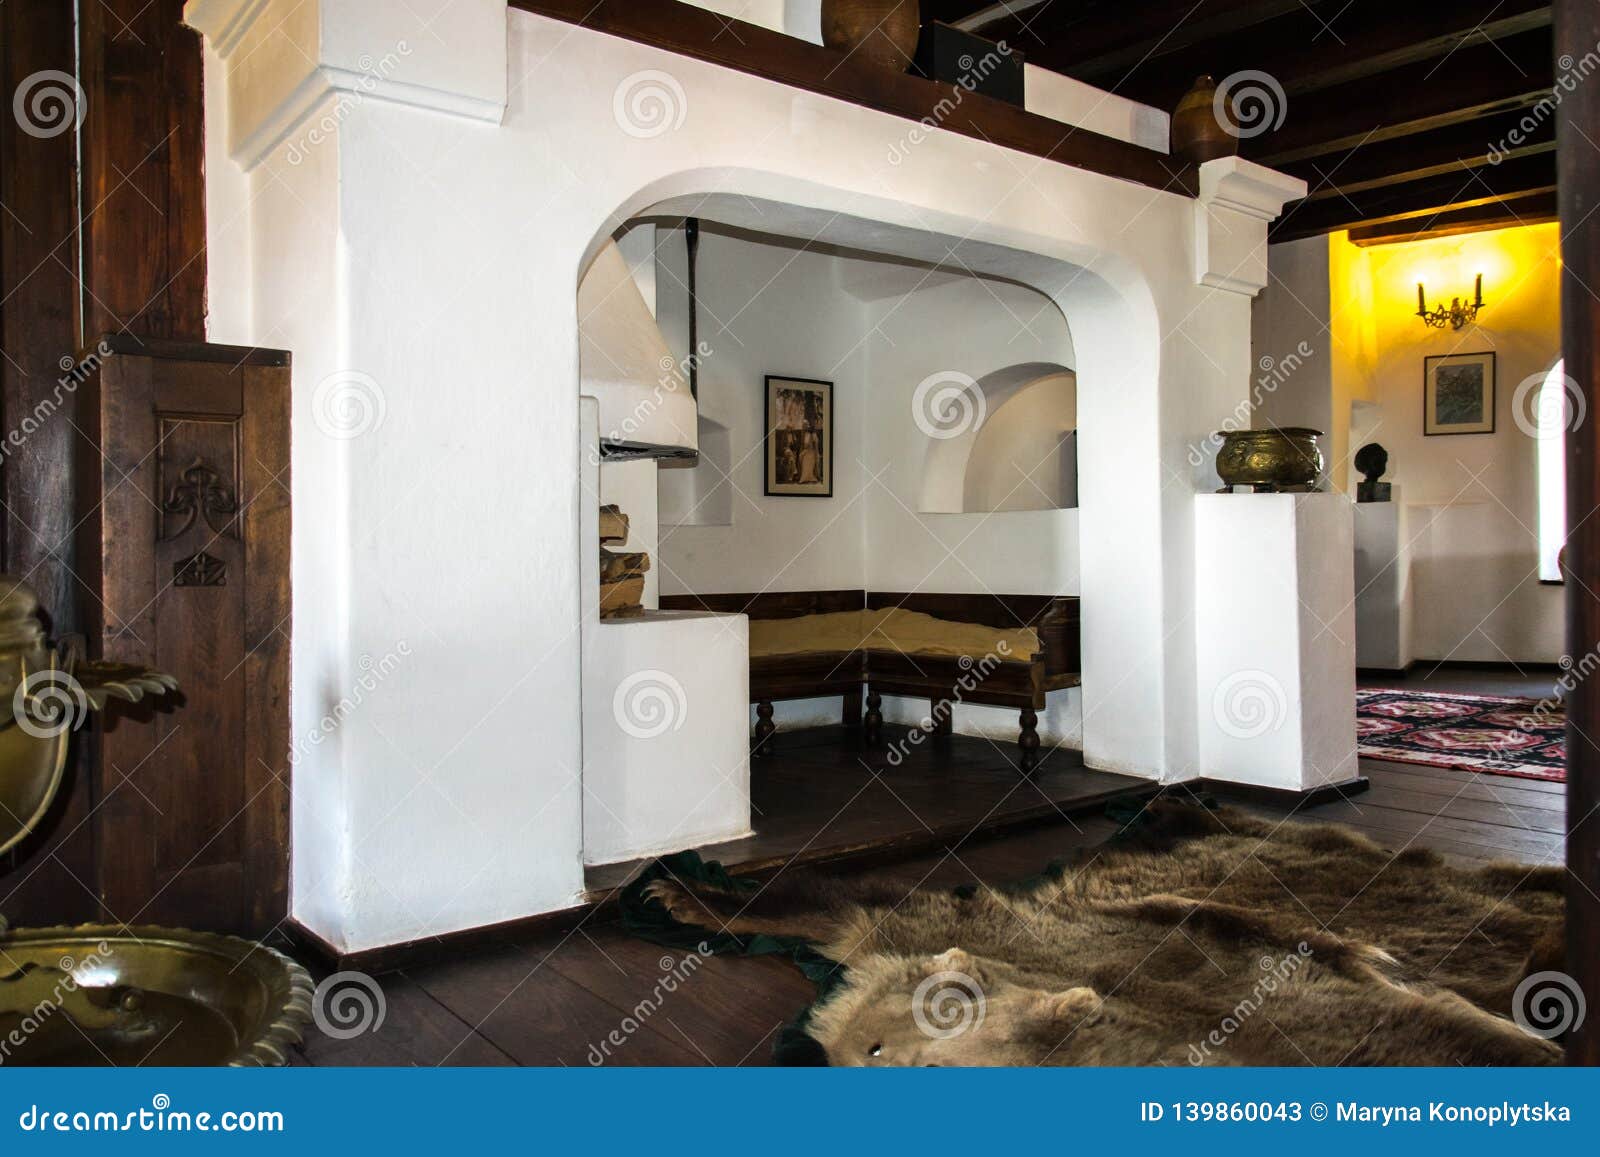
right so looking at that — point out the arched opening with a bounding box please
[919,362,1079,515]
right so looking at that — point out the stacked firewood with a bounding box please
[599,504,649,619]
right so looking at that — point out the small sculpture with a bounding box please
[1354,442,1391,503]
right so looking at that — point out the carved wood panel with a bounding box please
[77,336,290,935]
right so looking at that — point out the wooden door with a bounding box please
[77,336,291,935]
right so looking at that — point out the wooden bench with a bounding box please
[658,589,1081,772]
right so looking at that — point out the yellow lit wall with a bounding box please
[1257,221,1563,662]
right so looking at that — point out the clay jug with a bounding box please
[821,0,921,74]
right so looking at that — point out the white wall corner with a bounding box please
[1192,157,1308,296]
[185,0,508,170]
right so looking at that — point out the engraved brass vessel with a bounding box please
[0,576,312,1066]
[1214,427,1325,492]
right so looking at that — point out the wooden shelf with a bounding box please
[509,0,1196,197]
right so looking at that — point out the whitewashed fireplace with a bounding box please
[186,0,1332,955]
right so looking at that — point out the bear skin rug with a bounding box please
[643,802,1566,1066]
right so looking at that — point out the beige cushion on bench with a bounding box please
[748,606,1039,661]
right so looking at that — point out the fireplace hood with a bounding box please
[579,240,698,461]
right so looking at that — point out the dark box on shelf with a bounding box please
[912,21,1026,108]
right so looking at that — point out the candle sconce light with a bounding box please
[1416,273,1485,330]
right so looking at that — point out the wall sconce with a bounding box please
[1416,273,1484,330]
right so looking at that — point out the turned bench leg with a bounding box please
[753,699,776,758]
[1018,706,1040,774]
[930,698,953,739]
[863,689,883,746]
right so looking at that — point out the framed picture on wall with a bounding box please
[764,375,833,497]
[1423,351,1496,435]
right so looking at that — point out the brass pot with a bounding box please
[1170,75,1239,163]
[1214,428,1324,491]
[0,923,313,1065]
[821,0,921,74]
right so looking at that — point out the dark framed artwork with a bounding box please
[1423,351,1496,435]
[764,375,833,497]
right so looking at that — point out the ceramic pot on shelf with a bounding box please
[821,0,921,74]
[1170,75,1239,163]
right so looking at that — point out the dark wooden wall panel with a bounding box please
[78,0,207,341]
[0,0,93,922]
[2,0,209,924]
[80,339,291,935]
[1556,0,1600,1067]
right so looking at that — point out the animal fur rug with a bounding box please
[643,803,1566,1066]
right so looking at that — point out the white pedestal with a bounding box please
[1353,496,1412,672]
[1195,493,1359,792]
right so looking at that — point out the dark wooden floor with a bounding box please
[295,669,1566,1067]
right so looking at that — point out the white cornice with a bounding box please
[1197,156,1308,222]
[186,0,507,170]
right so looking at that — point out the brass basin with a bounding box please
[0,924,313,1066]
[1214,427,1325,491]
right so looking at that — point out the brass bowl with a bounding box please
[0,924,313,1066]
[1214,427,1324,491]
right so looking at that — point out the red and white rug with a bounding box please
[1356,688,1565,783]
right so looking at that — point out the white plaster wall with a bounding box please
[653,227,869,597]
[1343,226,1563,664]
[197,2,1290,946]
[1354,497,1414,672]
[1250,236,1333,446]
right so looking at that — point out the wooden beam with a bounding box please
[1247,27,1553,165]
[996,0,1311,82]
[1287,110,1556,203]
[508,0,1197,195]
[1072,0,1551,109]
[1346,190,1558,245]
[1556,0,1600,1068]
[1271,151,1556,240]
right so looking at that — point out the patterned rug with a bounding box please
[1356,688,1565,782]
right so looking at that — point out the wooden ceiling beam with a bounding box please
[1245,27,1553,165]
[1345,190,1558,245]
[976,0,1311,73]
[1270,152,1556,241]
[1064,0,1550,108]
[1284,110,1556,203]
